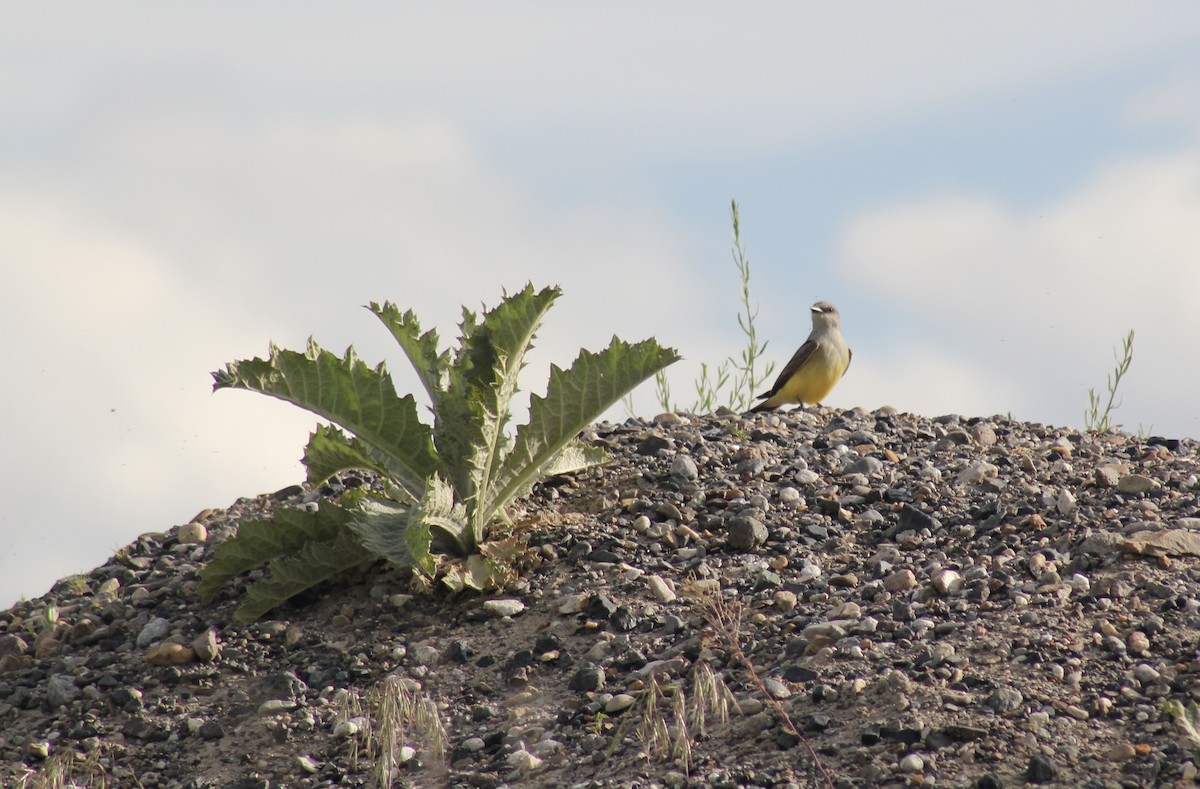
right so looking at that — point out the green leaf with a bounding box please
[499,439,611,505]
[213,339,439,501]
[197,504,357,602]
[434,284,560,514]
[344,499,429,575]
[464,284,561,534]
[303,424,392,489]
[345,475,470,576]
[540,439,610,476]
[483,337,679,524]
[418,474,472,555]
[368,302,449,404]
[234,530,375,623]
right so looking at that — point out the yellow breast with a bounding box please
[774,343,849,405]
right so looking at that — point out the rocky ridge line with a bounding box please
[1,406,1199,788]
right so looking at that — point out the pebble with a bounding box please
[176,522,208,544]
[506,749,544,770]
[135,617,172,648]
[646,574,676,602]
[145,642,195,666]
[46,674,79,709]
[1127,630,1150,654]
[1107,742,1136,761]
[482,598,526,617]
[333,719,363,738]
[988,687,1024,715]
[1117,474,1158,494]
[191,628,220,662]
[727,515,768,551]
[932,568,963,594]
[258,699,297,716]
[4,409,1197,789]
[884,569,917,592]
[605,694,637,713]
[670,454,699,480]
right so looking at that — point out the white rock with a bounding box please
[606,693,637,713]
[647,575,676,603]
[482,598,526,617]
[506,748,544,770]
[932,568,963,594]
[1056,489,1077,515]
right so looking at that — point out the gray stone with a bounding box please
[727,516,768,551]
[135,617,171,648]
[670,454,698,480]
[987,687,1023,715]
[47,674,79,709]
[1117,474,1158,494]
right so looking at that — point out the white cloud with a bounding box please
[7,4,1200,157]
[1123,75,1200,137]
[836,147,1200,435]
[7,4,1200,607]
[0,115,715,606]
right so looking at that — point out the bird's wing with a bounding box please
[845,347,852,375]
[756,339,818,399]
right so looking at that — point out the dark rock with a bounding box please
[1026,754,1058,783]
[898,504,934,532]
[727,516,768,551]
[568,665,605,692]
[199,720,225,740]
[122,717,170,742]
[585,593,618,620]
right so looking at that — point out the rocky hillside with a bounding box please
[2,407,1199,789]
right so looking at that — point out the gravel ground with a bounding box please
[2,406,1200,789]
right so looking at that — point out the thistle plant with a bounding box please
[198,284,678,622]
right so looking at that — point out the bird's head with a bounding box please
[810,300,841,330]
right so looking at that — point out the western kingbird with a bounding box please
[748,300,851,413]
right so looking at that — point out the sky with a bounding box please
[4,3,1200,608]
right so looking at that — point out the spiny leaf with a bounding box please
[303,424,391,490]
[434,284,559,513]
[197,504,357,602]
[344,499,435,577]
[464,284,561,540]
[500,439,610,506]
[483,336,679,523]
[234,530,375,623]
[213,339,438,501]
[418,474,472,555]
[368,302,449,404]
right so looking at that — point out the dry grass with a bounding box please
[335,675,448,786]
[12,749,111,789]
[615,657,739,775]
[684,579,835,789]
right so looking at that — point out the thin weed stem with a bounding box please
[1084,329,1135,432]
[685,581,835,789]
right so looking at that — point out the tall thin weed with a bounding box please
[641,200,775,415]
[1084,329,1134,432]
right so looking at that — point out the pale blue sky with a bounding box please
[4,3,1200,607]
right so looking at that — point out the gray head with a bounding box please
[810,301,841,331]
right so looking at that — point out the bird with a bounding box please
[747,300,851,413]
